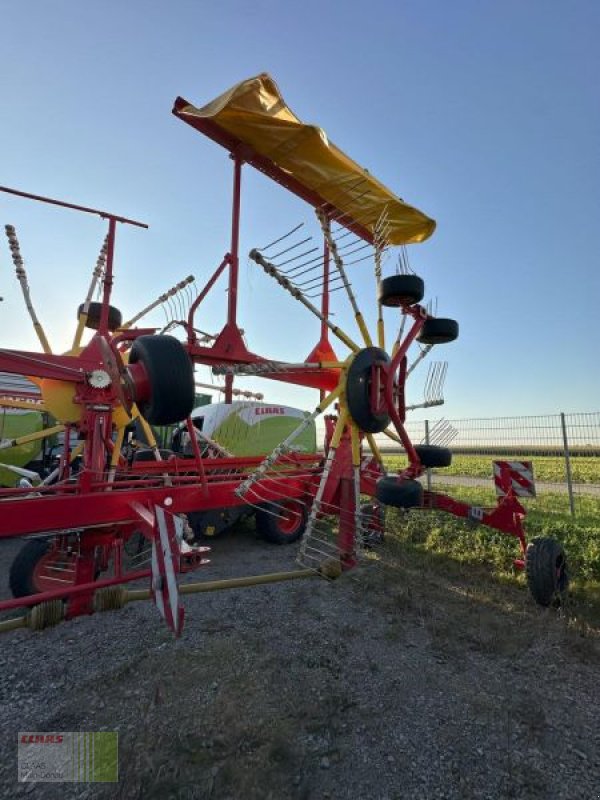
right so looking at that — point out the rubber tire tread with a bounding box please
[77,302,122,332]
[9,538,50,598]
[415,445,452,468]
[129,335,195,426]
[525,536,569,607]
[255,501,308,545]
[417,318,459,345]
[378,275,425,307]
[376,477,423,508]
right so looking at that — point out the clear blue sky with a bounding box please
[2,0,599,420]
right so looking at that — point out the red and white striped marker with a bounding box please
[493,460,536,498]
[151,506,185,636]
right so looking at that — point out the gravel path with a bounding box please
[1,525,599,800]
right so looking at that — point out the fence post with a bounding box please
[425,419,432,493]
[560,412,575,517]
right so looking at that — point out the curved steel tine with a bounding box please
[259,222,305,252]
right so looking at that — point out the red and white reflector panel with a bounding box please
[151,506,185,636]
[493,460,536,498]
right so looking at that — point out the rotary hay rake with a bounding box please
[0,73,567,637]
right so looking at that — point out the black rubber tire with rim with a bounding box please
[9,538,51,597]
[378,275,425,307]
[525,537,569,606]
[345,347,391,434]
[417,317,459,345]
[415,444,452,468]
[376,476,423,508]
[77,302,123,332]
[129,335,195,426]
[255,500,308,544]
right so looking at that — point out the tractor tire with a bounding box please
[345,347,391,433]
[417,317,459,345]
[376,476,423,509]
[378,275,424,307]
[132,448,174,463]
[415,444,452,468]
[255,500,308,544]
[525,537,569,607]
[77,302,123,332]
[9,538,79,598]
[129,335,195,426]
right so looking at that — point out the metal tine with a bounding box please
[344,251,380,267]
[335,235,362,252]
[269,235,313,261]
[305,285,346,299]
[280,249,325,274]
[259,222,305,252]
[284,262,324,281]
[336,241,372,258]
[320,177,371,217]
[328,187,373,226]
[317,175,368,211]
[293,273,346,290]
[284,263,325,283]
[330,227,356,242]
[428,419,458,447]
[273,245,320,269]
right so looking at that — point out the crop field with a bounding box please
[384,483,600,622]
[384,453,600,485]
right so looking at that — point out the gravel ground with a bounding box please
[1,524,599,800]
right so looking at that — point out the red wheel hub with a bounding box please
[31,549,78,593]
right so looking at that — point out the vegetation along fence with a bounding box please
[377,411,600,518]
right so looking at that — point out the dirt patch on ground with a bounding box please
[1,524,599,799]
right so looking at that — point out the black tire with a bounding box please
[9,538,50,597]
[376,476,423,509]
[378,275,425,307]
[415,444,452,468]
[526,537,569,607]
[132,448,174,462]
[77,302,122,332]
[129,335,195,426]
[417,318,459,345]
[345,347,391,434]
[255,500,308,544]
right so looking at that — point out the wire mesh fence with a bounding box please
[376,411,600,518]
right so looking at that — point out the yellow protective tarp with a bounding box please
[177,74,435,245]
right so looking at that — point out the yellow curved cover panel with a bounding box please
[177,74,435,245]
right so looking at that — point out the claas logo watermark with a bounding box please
[18,731,118,783]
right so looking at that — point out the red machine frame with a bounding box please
[0,109,530,632]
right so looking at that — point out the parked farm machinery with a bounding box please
[0,74,567,636]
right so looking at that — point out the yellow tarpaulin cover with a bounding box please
[176,74,435,245]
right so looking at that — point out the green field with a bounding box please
[384,482,600,603]
[383,453,600,484]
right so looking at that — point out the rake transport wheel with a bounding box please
[9,538,77,598]
[256,500,308,544]
[77,301,123,332]
[378,274,425,307]
[525,537,569,607]
[375,476,424,509]
[415,444,452,468]
[129,334,195,426]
